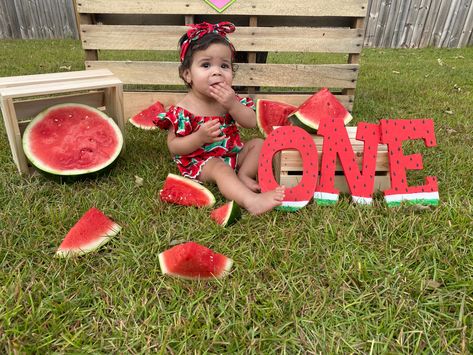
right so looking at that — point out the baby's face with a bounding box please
[184,43,233,95]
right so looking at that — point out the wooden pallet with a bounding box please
[74,0,369,118]
[0,69,124,175]
[274,127,391,193]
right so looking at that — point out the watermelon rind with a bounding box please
[211,201,242,226]
[158,242,233,280]
[291,111,353,133]
[55,208,121,258]
[22,103,123,176]
[385,192,439,207]
[256,99,297,137]
[314,191,339,206]
[289,88,353,132]
[275,200,309,212]
[129,101,166,130]
[352,196,373,205]
[160,173,216,207]
[55,223,121,258]
[129,117,157,130]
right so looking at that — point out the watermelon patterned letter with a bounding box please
[380,119,439,207]
[258,126,318,211]
[315,117,381,205]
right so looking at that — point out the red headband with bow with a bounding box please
[180,22,236,62]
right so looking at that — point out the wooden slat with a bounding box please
[1,97,29,174]
[123,91,353,118]
[13,91,104,121]
[77,0,368,17]
[86,61,358,88]
[280,150,389,172]
[0,69,113,89]
[278,174,391,193]
[0,77,122,99]
[80,25,364,53]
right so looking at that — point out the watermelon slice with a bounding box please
[159,242,233,280]
[159,173,216,207]
[210,201,241,226]
[56,207,121,257]
[256,99,297,137]
[289,88,352,133]
[129,101,167,130]
[22,103,123,176]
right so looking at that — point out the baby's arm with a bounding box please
[167,119,224,156]
[209,83,256,128]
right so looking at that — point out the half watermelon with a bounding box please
[256,99,297,137]
[129,101,167,130]
[159,242,233,280]
[210,201,241,226]
[56,207,121,257]
[289,88,353,132]
[159,173,216,207]
[22,103,123,176]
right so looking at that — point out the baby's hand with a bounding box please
[209,82,238,111]
[197,119,224,144]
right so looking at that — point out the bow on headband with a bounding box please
[180,22,236,62]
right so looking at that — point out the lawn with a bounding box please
[0,40,472,353]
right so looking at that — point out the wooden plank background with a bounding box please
[1,0,472,47]
[71,0,367,109]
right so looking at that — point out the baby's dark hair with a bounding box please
[178,32,237,88]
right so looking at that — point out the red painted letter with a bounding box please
[258,126,318,211]
[380,119,439,206]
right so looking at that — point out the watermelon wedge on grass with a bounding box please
[56,207,121,257]
[256,99,297,136]
[210,201,241,226]
[129,101,168,130]
[289,88,352,133]
[22,103,123,177]
[159,173,216,207]
[159,242,233,280]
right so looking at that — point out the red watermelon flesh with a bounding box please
[159,173,216,207]
[289,88,352,132]
[256,99,297,137]
[210,201,241,226]
[129,101,167,130]
[159,242,233,279]
[22,103,123,176]
[56,207,121,257]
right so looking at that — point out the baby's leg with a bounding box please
[237,138,264,192]
[199,158,285,215]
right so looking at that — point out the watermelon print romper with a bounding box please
[155,96,256,180]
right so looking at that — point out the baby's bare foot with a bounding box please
[245,186,285,215]
[239,175,261,192]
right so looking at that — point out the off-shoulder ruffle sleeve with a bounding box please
[154,106,194,136]
[153,110,171,130]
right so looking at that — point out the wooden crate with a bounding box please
[274,127,391,193]
[0,69,125,175]
[74,0,369,118]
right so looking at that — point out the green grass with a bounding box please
[1,39,472,353]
